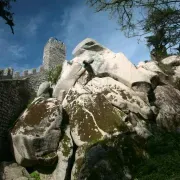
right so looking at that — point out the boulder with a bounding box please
[0,162,31,180]
[161,55,180,66]
[11,97,62,167]
[72,38,106,57]
[71,133,146,180]
[64,90,128,146]
[37,81,51,98]
[64,77,153,120]
[52,126,73,180]
[53,61,86,101]
[71,145,86,180]
[53,38,152,103]
[127,112,152,138]
[154,85,180,132]
[137,61,164,74]
[72,38,151,89]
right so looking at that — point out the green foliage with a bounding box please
[145,7,179,60]
[134,132,180,180]
[87,0,180,57]
[0,0,16,34]
[47,65,62,85]
[30,171,40,180]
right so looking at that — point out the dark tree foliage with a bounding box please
[145,7,180,60]
[0,0,16,34]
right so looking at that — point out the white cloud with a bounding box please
[0,29,27,68]
[53,2,150,64]
[24,14,44,37]
[8,45,27,59]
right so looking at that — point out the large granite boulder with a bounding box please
[154,85,180,132]
[37,81,51,98]
[63,77,153,120]
[71,133,146,180]
[161,55,180,66]
[53,60,86,101]
[52,126,74,180]
[53,38,152,103]
[11,97,62,167]
[137,61,164,74]
[63,89,128,146]
[83,77,153,119]
[0,162,31,180]
[72,38,151,87]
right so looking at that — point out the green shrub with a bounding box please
[134,132,180,180]
[47,65,62,84]
[30,171,40,180]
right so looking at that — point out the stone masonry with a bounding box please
[43,37,66,70]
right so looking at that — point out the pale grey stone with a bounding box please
[0,162,31,180]
[11,98,62,167]
[37,81,51,97]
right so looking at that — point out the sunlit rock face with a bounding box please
[11,97,62,167]
[0,161,31,180]
[64,90,128,147]
[53,38,152,102]
[154,85,180,132]
[7,37,180,180]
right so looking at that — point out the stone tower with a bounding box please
[43,37,66,70]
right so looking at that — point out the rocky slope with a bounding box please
[1,38,180,180]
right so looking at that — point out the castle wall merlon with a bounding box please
[4,67,14,76]
[13,71,20,78]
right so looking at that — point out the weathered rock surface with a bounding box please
[71,133,146,180]
[53,61,86,101]
[0,162,31,180]
[53,38,153,103]
[64,89,128,146]
[73,38,151,88]
[161,55,180,66]
[63,77,153,120]
[154,85,180,132]
[137,61,164,74]
[52,126,74,180]
[37,81,51,97]
[11,97,62,167]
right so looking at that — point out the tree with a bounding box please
[0,0,16,34]
[86,0,180,59]
[144,7,180,60]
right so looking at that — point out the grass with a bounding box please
[133,132,180,180]
[30,171,40,180]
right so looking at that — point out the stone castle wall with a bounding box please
[0,37,66,92]
[0,79,30,160]
[0,79,30,138]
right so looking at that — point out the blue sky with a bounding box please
[0,0,150,72]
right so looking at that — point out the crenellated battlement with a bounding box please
[0,66,46,80]
[0,37,66,81]
[12,66,45,79]
[0,67,14,79]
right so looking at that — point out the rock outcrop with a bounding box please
[0,162,31,180]
[37,81,51,98]
[8,38,180,180]
[53,38,152,102]
[11,97,62,167]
